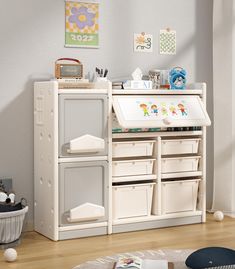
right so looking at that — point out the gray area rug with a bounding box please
[73,249,194,269]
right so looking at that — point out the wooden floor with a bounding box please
[0,214,235,269]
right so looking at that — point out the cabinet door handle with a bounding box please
[67,134,105,153]
[67,203,105,222]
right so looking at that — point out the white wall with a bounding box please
[212,0,235,216]
[0,0,213,230]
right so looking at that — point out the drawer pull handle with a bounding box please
[162,117,172,125]
[67,203,105,222]
[67,134,105,154]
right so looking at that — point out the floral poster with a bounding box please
[65,0,99,48]
[134,33,153,52]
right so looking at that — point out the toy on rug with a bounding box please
[4,248,17,262]
[186,247,235,269]
[213,210,224,222]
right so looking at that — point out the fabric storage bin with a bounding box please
[112,159,154,177]
[161,156,200,173]
[161,138,201,155]
[0,206,28,244]
[152,179,200,214]
[113,183,155,219]
[112,140,155,158]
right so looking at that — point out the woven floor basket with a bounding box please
[0,206,28,244]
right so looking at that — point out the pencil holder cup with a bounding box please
[96,77,108,82]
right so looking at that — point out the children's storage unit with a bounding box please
[34,81,111,240]
[34,81,210,240]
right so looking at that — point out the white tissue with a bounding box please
[132,68,143,80]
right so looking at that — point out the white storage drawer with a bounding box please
[161,156,200,174]
[112,159,154,177]
[161,138,200,155]
[113,183,155,220]
[112,140,155,158]
[152,179,200,214]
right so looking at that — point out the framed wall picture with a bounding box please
[65,0,99,48]
[159,29,176,55]
[134,33,153,52]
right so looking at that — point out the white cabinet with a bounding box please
[34,81,210,240]
[34,81,111,241]
[111,83,209,231]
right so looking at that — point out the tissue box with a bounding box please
[123,80,152,89]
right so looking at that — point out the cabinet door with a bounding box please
[59,94,108,157]
[59,161,108,226]
[113,95,211,128]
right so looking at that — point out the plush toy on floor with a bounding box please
[3,248,17,262]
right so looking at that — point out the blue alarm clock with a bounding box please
[169,67,186,89]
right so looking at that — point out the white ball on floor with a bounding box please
[3,248,17,262]
[213,211,224,222]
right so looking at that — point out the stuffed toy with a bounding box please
[0,188,25,212]
[0,191,15,204]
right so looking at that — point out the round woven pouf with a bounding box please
[73,249,194,269]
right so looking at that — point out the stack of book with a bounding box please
[112,81,123,89]
[113,256,173,269]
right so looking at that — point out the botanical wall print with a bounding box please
[159,29,176,55]
[65,0,99,48]
[134,33,153,52]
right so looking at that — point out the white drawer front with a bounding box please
[112,159,154,177]
[161,157,200,173]
[152,179,200,215]
[161,139,200,155]
[112,183,154,219]
[112,140,154,158]
[161,179,200,214]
